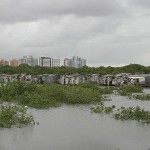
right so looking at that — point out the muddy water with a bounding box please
[0,90,150,150]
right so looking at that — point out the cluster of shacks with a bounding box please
[1,73,150,86]
[98,73,150,87]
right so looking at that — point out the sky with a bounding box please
[0,0,150,67]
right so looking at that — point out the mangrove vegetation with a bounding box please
[0,81,107,109]
[114,106,150,123]
[1,80,150,128]
[1,63,150,75]
[118,84,143,96]
[91,105,150,124]
[134,94,150,101]
[0,105,35,128]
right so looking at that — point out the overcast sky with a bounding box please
[0,0,150,67]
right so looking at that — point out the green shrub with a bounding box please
[18,91,60,109]
[0,82,103,109]
[61,86,102,104]
[0,81,37,101]
[119,85,143,96]
[113,106,150,123]
[77,83,114,94]
[0,105,35,128]
[91,104,115,114]
[134,94,150,101]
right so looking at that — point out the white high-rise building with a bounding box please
[51,58,60,67]
[39,57,51,67]
[72,56,79,68]
[64,56,86,68]
[81,59,86,67]
[39,57,60,67]
[18,56,27,65]
[19,56,38,66]
[27,55,38,66]
[64,58,72,67]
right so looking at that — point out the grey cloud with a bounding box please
[131,0,150,8]
[0,0,125,22]
[55,0,124,16]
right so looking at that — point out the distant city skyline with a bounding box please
[0,55,86,68]
[0,55,87,67]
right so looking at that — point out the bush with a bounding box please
[134,94,150,101]
[77,83,114,94]
[113,106,150,123]
[0,81,38,101]
[119,85,143,96]
[0,105,35,128]
[0,82,103,109]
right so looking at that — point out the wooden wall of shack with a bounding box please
[145,76,150,87]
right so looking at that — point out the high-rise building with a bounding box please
[19,56,38,66]
[64,58,72,67]
[0,59,9,66]
[64,56,86,68]
[51,58,60,67]
[72,56,80,68]
[39,57,60,67]
[26,55,38,66]
[10,59,18,67]
[39,57,51,67]
[18,56,27,65]
[81,59,86,67]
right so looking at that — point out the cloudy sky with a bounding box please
[0,0,150,67]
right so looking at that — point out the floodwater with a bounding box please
[1,90,150,150]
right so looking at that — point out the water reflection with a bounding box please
[0,91,150,150]
[0,126,34,150]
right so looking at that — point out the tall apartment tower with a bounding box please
[64,56,86,68]
[64,58,72,67]
[10,59,18,67]
[26,55,38,66]
[81,59,86,67]
[51,58,60,67]
[39,57,60,67]
[0,59,9,66]
[18,56,38,66]
[39,57,51,67]
[18,56,27,65]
